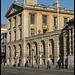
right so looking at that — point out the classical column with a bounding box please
[54,36,60,65]
[37,39,41,65]
[69,29,71,55]
[11,46,15,65]
[21,10,26,66]
[16,15,19,40]
[6,45,9,65]
[36,13,43,34]
[11,17,14,41]
[45,37,49,65]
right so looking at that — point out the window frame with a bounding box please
[43,15,47,25]
[30,14,35,24]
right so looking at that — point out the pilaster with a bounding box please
[37,39,41,65]
[54,36,60,65]
[11,17,14,41]
[11,45,15,65]
[45,37,49,65]
[16,15,19,40]
[72,28,74,55]
[69,29,71,55]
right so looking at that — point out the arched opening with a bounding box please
[49,39,54,65]
[8,46,11,64]
[18,44,22,61]
[27,43,31,64]
[34,42,37,64]
[41,40,45,65]
[59,35,64,67]
[13,45,16,63]
[8,46,11,58]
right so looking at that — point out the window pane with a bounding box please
[31,14,34,24]
[43,16,47,25]
[54,17,57,26]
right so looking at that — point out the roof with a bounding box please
[5,2,74,18]
[1,24,6,28]
[1,24,7,34]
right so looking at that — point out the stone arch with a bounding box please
[8,46,11,64]
[18,44,22,61]
[41,40,45,65]
[59,35,64,66]
[27,43,31,63]
[8,46,11,58]
[13,45,16,58]
[49,39,54,65]
[33,42,38,64]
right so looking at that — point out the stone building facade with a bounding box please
[62,19,74,69]
[5,0,74,67]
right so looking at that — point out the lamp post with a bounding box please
[32,48,34,68]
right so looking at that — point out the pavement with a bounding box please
[1,65,74,73]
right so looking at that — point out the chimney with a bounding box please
[53,1,60,8]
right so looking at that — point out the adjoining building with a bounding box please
[1,24,7,65]
[5,0,74,68]
[61,19,74,69]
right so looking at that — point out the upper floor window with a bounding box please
[54,17,57,27]
[14,17,16,27]
[20,29,22,40]
[9,32,11,42]
[9,19,11,29]
[43,15,47,25]
[31,29,34,36]
[31,14,34,24]
[64,18,67,26]
[14,31,16,41]
[19,14,22,25]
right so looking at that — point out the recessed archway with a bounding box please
[49,39,54,65]
[27,43,31,63]
[41,40,45,65]
[8,46,11,64]
[18,44,22,61]
[34,42,38,64]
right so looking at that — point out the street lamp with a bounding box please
[32,48,34,68]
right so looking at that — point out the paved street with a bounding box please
[1,66,74,75]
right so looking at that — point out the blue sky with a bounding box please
[1,0,74,25]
